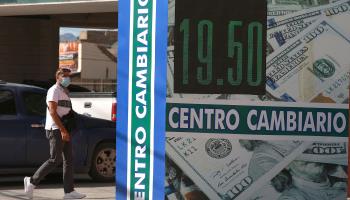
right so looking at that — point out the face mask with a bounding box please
[60,77,71,87]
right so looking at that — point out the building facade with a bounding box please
[0,0,117,84]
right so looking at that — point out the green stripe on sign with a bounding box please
[129,0,153,199]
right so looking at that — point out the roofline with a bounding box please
[0,0,118,16]
[0,82,47,91]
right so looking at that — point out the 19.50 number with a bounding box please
[180,19,263,86]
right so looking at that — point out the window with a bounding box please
[0,90,16,115]
[23,92,46,117]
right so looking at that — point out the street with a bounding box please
[0,175,115,200]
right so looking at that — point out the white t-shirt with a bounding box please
[45,84,71,130]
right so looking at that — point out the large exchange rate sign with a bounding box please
[174,0,267,94]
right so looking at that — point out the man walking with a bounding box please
[24,68,86,199]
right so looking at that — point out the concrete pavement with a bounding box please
[0,175,115,200]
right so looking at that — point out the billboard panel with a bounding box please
[165,0,350,200]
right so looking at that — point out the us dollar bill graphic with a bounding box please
[267,0,350,52]
[297,142,347,165]
[249,142,348,200]
[266,18,350,103]
[250,167,347,200]
[268,0,337,17]
[166,137,311,200]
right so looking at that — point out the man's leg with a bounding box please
[62,140,74,193]
[62,136,87,199]
[31,129,63,185]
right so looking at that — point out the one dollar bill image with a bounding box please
[166,137,311,200]
[267,0,350,52]
[266,18,350,103]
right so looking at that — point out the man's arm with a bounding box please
[48,101,70,142]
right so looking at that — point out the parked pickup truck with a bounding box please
[23,80,117,121]
[0,81,116,181]
[70,92,116,121]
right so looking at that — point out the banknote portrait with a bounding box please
[268,161,347,200]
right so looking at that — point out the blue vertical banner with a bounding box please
[116,0,167,199]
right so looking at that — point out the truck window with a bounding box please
[23,92,46,117]
[0,90,16,115]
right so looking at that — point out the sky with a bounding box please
[60,27,118,37]
[60,27,83,37]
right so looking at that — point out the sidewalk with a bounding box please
[0,185,115,200]
[0,184,115,200]
[0,176,115,200]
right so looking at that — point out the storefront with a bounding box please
[116,0,350,199]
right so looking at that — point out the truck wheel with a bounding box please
[89,142,115,182]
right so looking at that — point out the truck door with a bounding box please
[22,91,50,166]
[0,89,26,166]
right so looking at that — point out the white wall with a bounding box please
[79,42,116,80]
